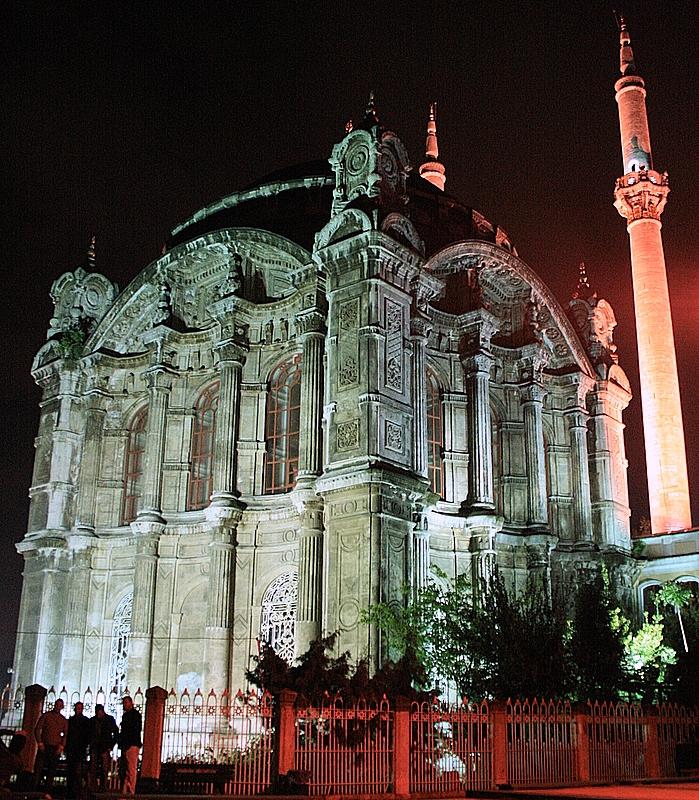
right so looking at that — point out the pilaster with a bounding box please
[518,357,548,530]
[295,308,326,482]
[293,494,324,656]
[128,532,160,691]
[565,377,595,543]
[75,390,109,532]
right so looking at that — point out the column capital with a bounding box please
[214,336,248,365]
[462,351,494,375]
[143,364,175,392]
[409,313,432,340]
[520,382,546,405]
[614,168,669,224]
[295,308,327,337]
[457,308,499,356]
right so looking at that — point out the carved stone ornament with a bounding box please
[614,167,669,223]
[336,420,359,451]
[214,253,243,299]
[48,267,118,340]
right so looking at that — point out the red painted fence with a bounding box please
[4,683,698,794]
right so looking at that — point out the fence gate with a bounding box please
[410,699,492,793]
[294,694,393,795]
[160,688,273,795]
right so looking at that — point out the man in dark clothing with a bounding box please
[34,698,67,790]
[89,704,118,792]
[118,697,141,796]
[65,703,91,799]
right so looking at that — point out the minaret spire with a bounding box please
[612,17,691,533]
[419,102,446,191]
[87,235,96,269]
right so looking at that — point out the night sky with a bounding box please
[2,1,698,672]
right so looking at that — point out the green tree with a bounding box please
[568,571,626,700]
[657,581,693,653]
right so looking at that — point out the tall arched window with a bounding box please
[187,382,219,510]
[260,572,298,664]
[426,371,444,498]
[264,357,301,494]
[108,593,132,712]
[122,407,147,524]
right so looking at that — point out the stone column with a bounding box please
[210,338,247,506]
[520,383,548,528]
[127,534,159,691]
[567,405,593,544]
[463,351,495,512]
[203,523,238,691]
[138,365,173,522]
[60,544,93,687]
[294,498,324,657]
[413,522,430,592]
[295,309,326,482]
[410,315,431,478]
[75,391,108,532]
[46,366,81,531]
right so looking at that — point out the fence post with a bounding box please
[644,706,661,779]
[21,684,47,774]
[492,699,509,788]
[274,689,298,779]
[393,697,410,797]
[139,686,168,790]
[573,702,590,784]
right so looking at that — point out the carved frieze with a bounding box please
[337,298,359,388]
[336,420,359,451]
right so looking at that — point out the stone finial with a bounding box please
[345,119,353,133]
[87,236,96,269]
[364,90,379,124]
[572,261,594,300]
[419,102,446,191]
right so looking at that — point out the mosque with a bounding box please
[11,19,697,700]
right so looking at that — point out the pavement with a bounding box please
[470,779,699,799]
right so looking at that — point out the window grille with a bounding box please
[107,593,132,714]
[426,371,444,498]
[264,357,301,494]
[260,572,298,663]
[187,382,219,510]
[122,407,147,524]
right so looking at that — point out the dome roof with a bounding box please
[168,162,517,257]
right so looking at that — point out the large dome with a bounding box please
[169,161,517,258]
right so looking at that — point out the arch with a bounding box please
[264,356,302,494]
[424,241,595,376]
[122,406,148,524]
[107,593,132,712]
[426,370,444,498]
[260,571,298,664]
[187,381,219,510]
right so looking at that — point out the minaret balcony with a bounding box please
[614,168,669,223]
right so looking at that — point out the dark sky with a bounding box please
[2,0,698,671]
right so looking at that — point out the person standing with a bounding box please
[65,702,91,799]
[33,698,67,790]
[88,704,118,792]
[118,697,141,795]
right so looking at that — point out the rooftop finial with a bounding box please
[87,235,96,269]
[345,119,354,134]
[419,102,446,191]
[572,261,592,299]
[364,90,379,124]
[615,10,636,75]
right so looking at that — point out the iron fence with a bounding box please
[507,698,578,786]
[656,702,699,777]
[294,694,393,795]
[409,698,492,792]
[160,688,273,795]
[588,700,646,782]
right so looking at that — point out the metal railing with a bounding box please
[160,688,273,795]
[409,698,492,792]
[588,700,646,782]
[507,698,578,786]
[657,702,699,777]
[294,694,393,795]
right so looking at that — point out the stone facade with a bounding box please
[12,103,691,701]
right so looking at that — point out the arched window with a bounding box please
[108,593,132,713]
[426,371,444,498]
[122,407,147,525]
[264,357,301,494]
[187,382,219,510]
[260,572,298,664]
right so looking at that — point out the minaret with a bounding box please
[612,17,691,533]
[419,103,446,190]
